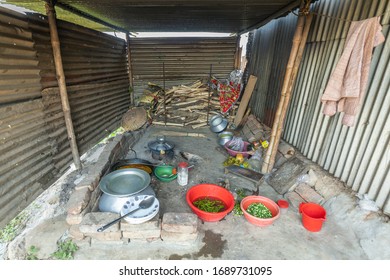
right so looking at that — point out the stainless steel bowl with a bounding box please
[209,115,228,133]
[218,131,234,146]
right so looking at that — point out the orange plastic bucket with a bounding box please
[299,202,326,232]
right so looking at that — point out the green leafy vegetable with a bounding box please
[233,202,244,216]
[246,203,272,219]
[193,198,225,213]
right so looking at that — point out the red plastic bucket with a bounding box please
[299,202,326,232]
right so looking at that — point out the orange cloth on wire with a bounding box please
[321,17,385,126]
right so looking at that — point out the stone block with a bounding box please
[66,212,83,225]
[79,212,120,233]
[91,239,128,246]
[122,229,161,239]
[284,191,306,209]
[129,237,162,244]
[120,216,160,232]
[87,231,122,241]
[69,225,84,241]
[294,183,324,205]
[67,188,91,215]
[162,212,198,234]
[161,230,199,244]
[268,157,307,194]
[75,172,100,192]
[73,237,91,249]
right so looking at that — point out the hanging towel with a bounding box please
[321,17,385,126]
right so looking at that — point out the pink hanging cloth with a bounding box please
[321,17,385,126]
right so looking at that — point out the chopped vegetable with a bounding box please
[193,198,225,213]
[246,202,272,219]
[233,202,243,216]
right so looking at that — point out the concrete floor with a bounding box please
[3,125,390,260]
[74,125,390,260]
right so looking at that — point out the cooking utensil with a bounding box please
[97,196,155,232]
[148,135,175,160]
[209,114,228,133]
[120,195,160,224]
[99,169,151,197]
[111,149,154,174]
[98,185,155,213]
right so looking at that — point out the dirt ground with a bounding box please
[2,125,390,260]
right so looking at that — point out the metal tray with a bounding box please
[98,169,151,197]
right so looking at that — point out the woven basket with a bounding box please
[122,107,147,131]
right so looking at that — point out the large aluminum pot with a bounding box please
[209,114,228,133]
[99,185,155,213]
[98,168,153,213]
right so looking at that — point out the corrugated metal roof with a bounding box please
[4,0,303,33]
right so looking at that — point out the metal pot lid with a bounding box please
[99,169,151,197]
[148,135,174,152]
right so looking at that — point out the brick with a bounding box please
[161,230,199,243]
[87,231,122,241]
[162,213,198,234]
[79,212,120,233]
[129,237,162,244]
[67,188,91,215]
[69,225,84,241]
[75,172,101,192]
[122,229,161,239]
[120,216,160,232]
[66,213,84,225]
[91,239,128,246]
[73,237,91,248]
[284,191,306,209]
[295,183,324,205]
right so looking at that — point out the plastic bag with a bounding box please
[227,136,244,152]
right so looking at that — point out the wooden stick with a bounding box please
[153,121,184,127]
[233,75,258,126]
[262,9,313,174]
[45,1,82,170]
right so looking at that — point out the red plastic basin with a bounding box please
[186,184,235,222]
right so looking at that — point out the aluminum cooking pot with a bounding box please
[209,114,228,133]
[99,168,151,197]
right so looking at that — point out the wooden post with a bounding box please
[262,3,312,174]
[234,36,242,69]
[45,1,82,170]
[126,32,134,105]
[233,75,257,127]
[163,62,167,125]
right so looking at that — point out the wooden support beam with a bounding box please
[126,32,134,105]
[45,1,82,170]
[233,75,257,127]
[262,3,313,174]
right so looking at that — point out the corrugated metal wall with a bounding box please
[0,6,130,228]
[130,37,237,95]
[248,0,390,214]
[0,8,42,104]
[0,7,56,227]
[248,13,297,127]
[28,13,130,168]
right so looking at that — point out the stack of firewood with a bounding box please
[150,80,238,129]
